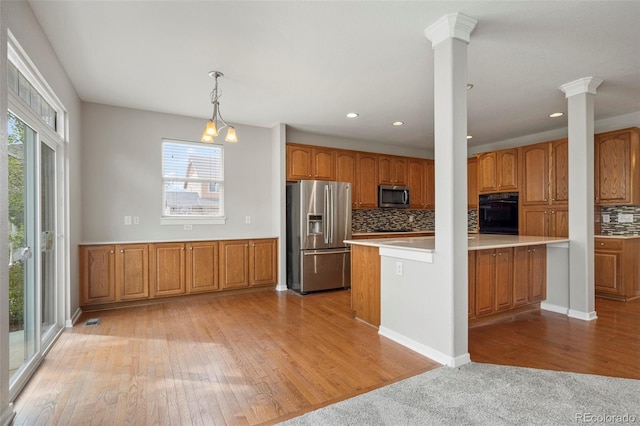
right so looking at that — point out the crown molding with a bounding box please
[559,77,604,97]
[424,13,478,47]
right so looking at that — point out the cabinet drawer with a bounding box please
[595,238,622,250]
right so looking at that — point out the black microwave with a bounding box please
[479,192,519,235]
[378,185,410,208]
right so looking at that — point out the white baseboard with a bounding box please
[66,307,82,328]
[541,302,569,315]
[275,283,288,292]
[568,309,598,321]
[378,326,470,367]
[1,403,15,426]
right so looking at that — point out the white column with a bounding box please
[425,13,476,366]
[559,77,603,321]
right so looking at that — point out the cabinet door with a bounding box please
[186,241,219,293]
[335,150,356,186]
[249,239,278,286]
[378,155,393,185]
[468,251,476,319]
[477,152,497,193]
[497,149,518,190]
[286,145,312,180]
[494,248,513,311]
[475,249,495,316]
[594,250,622,295]
[513,246,529,307]
[116,244,149,301]
[521,143,549,206]
[549,207,569,238]
[467,158,478,209]
[425,160,435,209]
[311,147,335,181]
[219,240,250,289]
[81,245,116,305]
[595,132,629,204]
[355,153,378,208]
[528,245,547,302]
[407,159,426,209]
[520,207,549,237]
[551,139,568,204]
[150,243,185,297]
[392,157,407,185]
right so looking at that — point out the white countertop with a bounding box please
[345,234,570,253]
[595,234,640,239]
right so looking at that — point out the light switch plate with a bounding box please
[602,214,610,223]
[124,216,131,225]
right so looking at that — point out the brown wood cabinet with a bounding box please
[468,251,476,319]
[513,245,546,307]
[425,160,435,209]
[474,247,513,316]
[354,152,378,209]
[477,149,518,193]
[520,206,568,238]
[378,155,407,185]
[335,150,356,185]
[594,128,640,205]
[80,238,277,307]
[595,237,640,300]
[286,144,335,181]
[551,139,569,204]
[249,239,278,286]
[81,245,116,305]
[467,157,478,209]
[407,159,426,209]
[150,242,186,297]
[116,244,149,301]
[186,241,219,293]
[350,245,381,326]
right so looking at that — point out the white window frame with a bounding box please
[160,138,226,225]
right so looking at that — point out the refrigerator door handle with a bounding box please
[324,185,330,244]
[329,185,334,244]
[303,249,351,255]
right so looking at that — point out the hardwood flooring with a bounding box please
[13,292,640,425]
[12,290,439,425]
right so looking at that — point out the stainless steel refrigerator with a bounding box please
[286,180,352,294]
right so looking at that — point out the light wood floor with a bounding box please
[12,290,439,425]
[13,291,640,425]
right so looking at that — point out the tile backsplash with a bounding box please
[352,209,478,233]
[600,205,640,235]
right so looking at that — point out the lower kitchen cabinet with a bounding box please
[468,251,476,319]
[520,206,568,238]
[474,247,514,317]
[595,238,640,300]
[186,241,219,293]
[513,245,546,307]
[150,243,186,297]
[80,238,277,308]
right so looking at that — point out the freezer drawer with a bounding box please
[299,249,351,294]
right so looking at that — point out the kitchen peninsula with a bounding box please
[345,234,570,366]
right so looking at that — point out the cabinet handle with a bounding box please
[498,252,503,256]
[600,242,605,246]
[120,250,124,253]
[527,249,531,252]
[544,198,547,202]
[181,247,185,250]
[532,248,536,252]
[492,253,496,257]
[190,247,193,250]
[110,250,114,254]
[551,210,555,214]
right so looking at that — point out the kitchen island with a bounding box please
[345,234,570,366]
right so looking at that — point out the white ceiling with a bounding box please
[28,1,640,150]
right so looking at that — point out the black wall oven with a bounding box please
[479,192,519,235]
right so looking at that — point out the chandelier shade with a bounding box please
[201,71,238,143]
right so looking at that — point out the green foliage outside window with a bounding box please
[8,112,25,331]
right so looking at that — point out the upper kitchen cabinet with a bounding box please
[335,150,356,187]
[354,152,378,209]
[594,128,640,205]
[521,139,568,206]
[378,155,407,185]
[286,144,335,181]
[467,157,478,209]
[477,148,518,193]
[406,159,434,210]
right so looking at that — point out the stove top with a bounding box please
[372,228,414,233]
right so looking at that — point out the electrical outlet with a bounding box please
[409,215,415,222]
[395,261,403,276]
[602,214,610,223]
[133,216,140,225]
[124,216,131,225]
[184,224,193,230]
[618,213,634,223]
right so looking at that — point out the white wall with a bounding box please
[286,126,433,159]
[81,103,277,243]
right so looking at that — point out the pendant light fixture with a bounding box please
[201,71,238,143]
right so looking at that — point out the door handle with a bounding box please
[304,249,351,256]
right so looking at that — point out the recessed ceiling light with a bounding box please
[346,112,359,118]
[392,121,404,126]
[549,112,564,118]
[466,84,474,90]
[467,135,473,139]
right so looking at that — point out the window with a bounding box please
[7,61,57,131]
[162,139,225,223]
